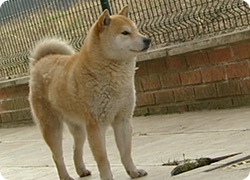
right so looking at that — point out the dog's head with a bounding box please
[87,6,151,60]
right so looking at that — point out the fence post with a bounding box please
[100,0,111,14]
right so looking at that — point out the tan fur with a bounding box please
[29,38,75,67]
[29,6,151,180]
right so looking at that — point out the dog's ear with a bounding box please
[98,9,110,27]
[118,5,129,17]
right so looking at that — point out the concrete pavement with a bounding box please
[1,107,250,180]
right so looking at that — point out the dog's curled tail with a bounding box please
[29,38,75,67]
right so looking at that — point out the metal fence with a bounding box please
[0,0,250,80]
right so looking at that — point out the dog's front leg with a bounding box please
[86,121,113,180]
[112,119,148,179]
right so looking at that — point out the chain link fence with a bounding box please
[0,0,250,80]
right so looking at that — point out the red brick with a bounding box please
[174,87,194,102]
[208,47,232,64]
[233,42,250,60]
[1,100,14,110]
[232,97,250,107]
[188,101,211,111]
[17,85,29,97]
[4,85,29,98]
[4,87,17,98]
[0,89,6,99]
[185,51,209,68]
[194,84,217,99]
[147,58,167,74]
[189,98,234,111]
[0,101,3,112]
[140,75,161,91]
[160,72,181,88]
[240,79,250,94]
[210,98,233,109]
[167,105,187,114]
[133,107,149,116]
[134,78,143,92]
[148,106,168,115]
[216,81,241,97]
[202,66,226,83]
[180,69,202,85]
[136,93,155,106]
[0,112,12,122]
[225,61,250,79]
[136,61,148,76]
[14,97,29,109]
[166,55,187,70]
[11,109,31,121]
[154,90,175,104]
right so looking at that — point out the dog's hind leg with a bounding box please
[40,117,74,180]
[30,98,73,180]
[85,120,113,180]
[66,121,91,177]
[112,118,148,179]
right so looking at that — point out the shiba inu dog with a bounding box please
[29,5,151,180]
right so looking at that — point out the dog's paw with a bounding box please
[127,169,148,179]
[62,176,74,180]
[79,169,91,177]
[101,177,114,180]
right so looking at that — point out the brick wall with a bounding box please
[0,77,32,127]
[134,38,250,116]
[1,30,250,127]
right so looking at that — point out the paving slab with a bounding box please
[1,107,250,180]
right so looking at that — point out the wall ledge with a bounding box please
[137,29,250,62]
[0,76,29,89]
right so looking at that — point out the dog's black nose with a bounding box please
[143,38,151,47]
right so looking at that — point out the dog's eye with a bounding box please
[121,31,130,35]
